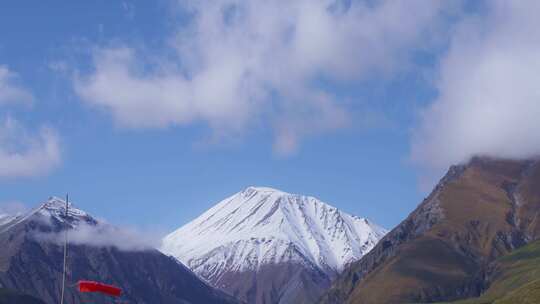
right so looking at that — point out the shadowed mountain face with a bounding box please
[0,288,45,304]
[216,262,331,304]
[319,157,540,304]
[0,198,240,304]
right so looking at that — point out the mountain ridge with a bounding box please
[318,157,540,304]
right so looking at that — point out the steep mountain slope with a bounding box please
[319,157,540,304]
[0,197,240,304]
[162,186,386,304]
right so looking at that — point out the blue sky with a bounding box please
[0,0,539,232]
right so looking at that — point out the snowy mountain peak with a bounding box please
[0,197,95,235]
[161,187,387,284]
[40,197,90,221]
[42,196,71,212]
[30,197,97,230]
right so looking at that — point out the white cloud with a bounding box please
[0,117,61,178]
[0,65,33,105]
[75,0,450,154]
[412,1,540,169]
[0,65,62,179]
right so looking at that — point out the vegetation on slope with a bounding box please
[437,240,540,304]
[320,158,540,304]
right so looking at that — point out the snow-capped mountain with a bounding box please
[38,197,93,223]
[0,197,97,235]
[161,186,386,303]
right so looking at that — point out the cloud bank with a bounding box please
[412,1,540,169]
[75,0,450,154]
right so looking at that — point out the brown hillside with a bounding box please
[319,157,540,304]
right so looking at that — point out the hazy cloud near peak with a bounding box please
[75,0,450,155]
[411,1,540,169]
[0,200,28,216]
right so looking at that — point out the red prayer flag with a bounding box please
[77,280,122,297]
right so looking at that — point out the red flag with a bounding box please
[77,280,122,297]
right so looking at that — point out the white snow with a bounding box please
[161,186,387,282]
[0,214,16,226]
[38,196,90,225]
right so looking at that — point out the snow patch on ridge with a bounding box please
[0,214,16,226]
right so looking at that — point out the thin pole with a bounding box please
[60,194,69,304]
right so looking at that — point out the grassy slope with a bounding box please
[320,159,540,304]
[342,161,525,304]
[435,240,540,304]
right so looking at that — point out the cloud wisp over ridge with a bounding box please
[35,219,161,252]
[75,0,450,155]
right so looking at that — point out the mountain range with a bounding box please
[161,186,386,304]
[0,198,239,304]
[1,157,539,304]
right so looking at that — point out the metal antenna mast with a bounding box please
[60,194,69,304]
